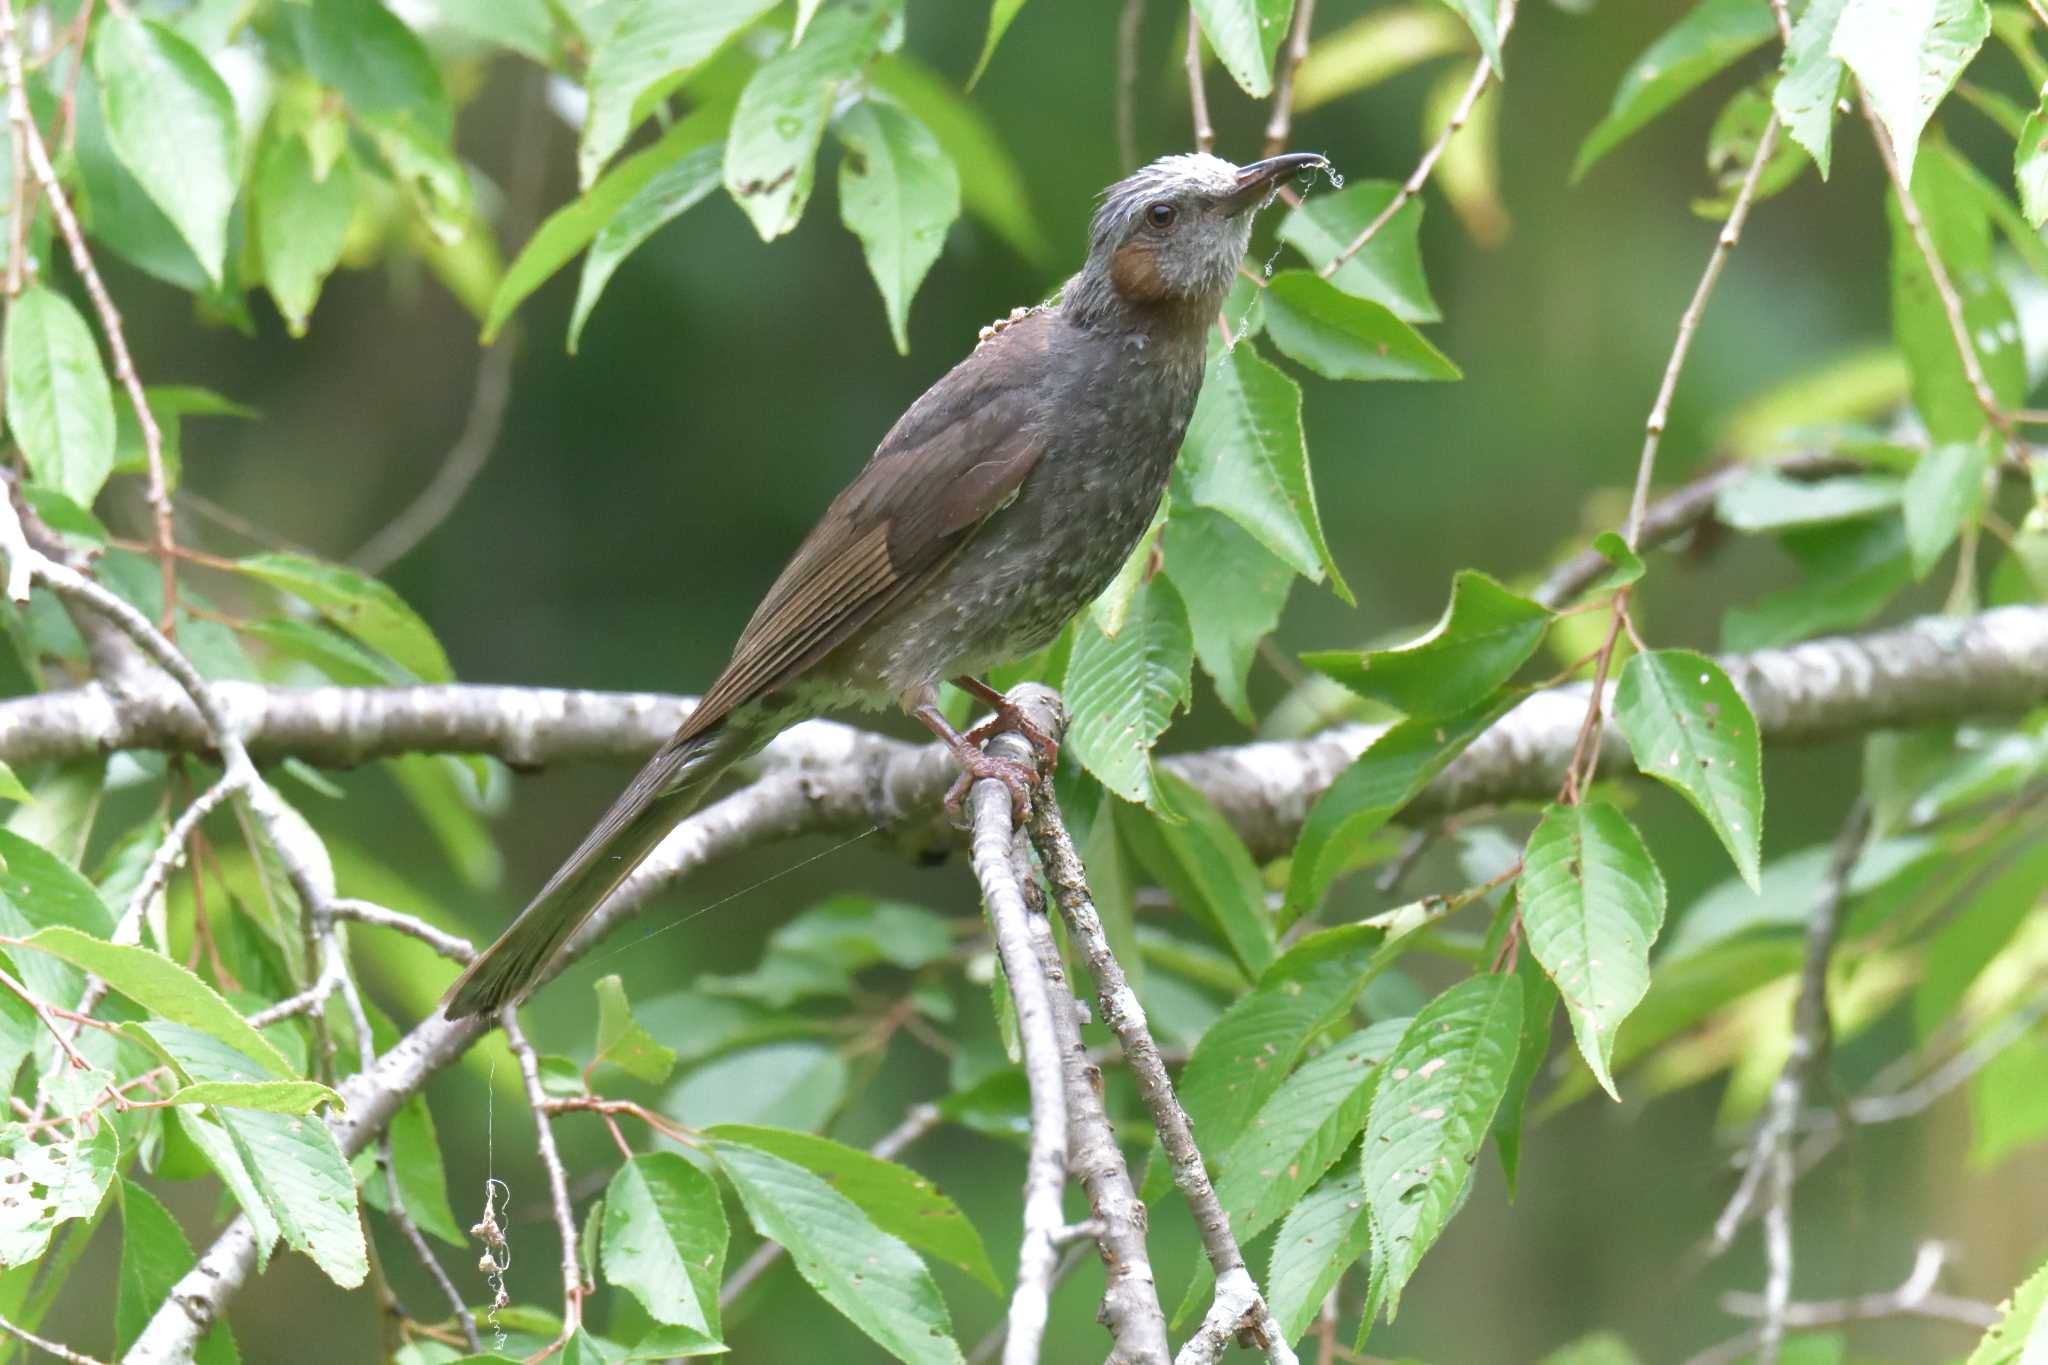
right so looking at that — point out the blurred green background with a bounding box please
[62,0,2044,1359]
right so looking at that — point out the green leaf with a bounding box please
[362,114,473,245]
[1266,1156,1373,1345]
[723,5,898,241]
[706,1124,999,1295]
[711,1142,963,1365]
[288,0,452,139]
[968,0,1029,86]
[578,0,776,187]
[1890,143,2025,443]
[1903,435,1993,576]
[143,1023,365,1287]
[19,926,295,1078]
[1714,468,1904,530]
[1362,972,1523,1321]
[601,1153,727,1340]
[0,827,113,1014]
[357,1089,465,1247]
[253,134,353,335]
[1180,345,1352,598]
[0,1123,115,1268]
[1160,502,1296,723]
[1285,698,1516,917]
[866,55,1050,265]
[1970,1027,2048,1170]
[92,16,240,285]
[6,286,117,509]
[1573,0,1778,180]
[1832,0,1990,187]
[234,553,453,683]
[569,137,725,353]
[1776,0,1851,176]
[1491,947,1556,1198]
[1518,801,1667,1100]
[117,1179,237,1363]
[1116,768,1275,976]
[668,1042,849,1132]
[1214,1019,1409,1245]
[2021,87,2048,226]
[1263,271,1461,382]
[1539,1332,1647,1365]
[1436,0,1505,72]
[1303,570,1550,718]
[1277,181,1439,321]
[489,100,730,345]
[593,975,678,1085]
[165,1080,343,1114]
[834,100,961,354]
[702,896,952,1007]
[1721,517,1912,650]
[1612,650,1763,889]
[1063,575,1193,807]
[171,1108,281,1262]
[1191,0,1293,98]
[1586,532,1645,592]
[1965,1257,2048,1364]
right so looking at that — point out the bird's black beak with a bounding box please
[1220,152,1330,215]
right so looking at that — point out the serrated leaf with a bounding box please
[1903,434,1993,576]
[116,1179,238,1363]
[1303,570,1550,718]
[234,553,452,683]
[253,133,354,335]
[1180,344,1352,598]
[1285,697,1516,917]
[489,100,729,345]
[19,927,294,1078]
[1612,650,1763,889]
[835,100,961,354]
[706,1124,999,1294]
[579,0,776,187]
[166,1080,342,1114]
[1574,0,1777,179]
[1267,1155,1374,1345]
[967,0,1029,86]
[1518,801,1667,1100]
[1362,972,1523,1320]
[1160,501,1295,723]
[602,1153,727,1338]
[1776,0,1851,176]
[1263,270,1461,382]
[711,1143,963,1364]
[1192,0,1294,98]
[6,286,117,509]
[1964,1257,2048,1364]
[1436,0,1505,71]
[1278,183,1440,320]
[570,134,726,353]
[1214,1019,1409,1244]
[0,1123,116,1268]
[1832,0,1990,187]
[1116,768,1275,975]
[723,5,897,241]
[593,975,678,1085]
[1063,575,1193,807]
[92,16,239,285]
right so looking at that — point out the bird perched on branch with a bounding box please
[443,151,1328,1021]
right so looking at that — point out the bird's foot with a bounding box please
[942,748,1039,828]
[962,700,1060,775]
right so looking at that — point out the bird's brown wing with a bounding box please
[680,311,1057,737]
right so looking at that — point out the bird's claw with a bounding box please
[963,704,1060,774]
[944,750,1039,828]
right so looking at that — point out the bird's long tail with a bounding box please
[440,711,768,1020]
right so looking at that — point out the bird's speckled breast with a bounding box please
[829,313,1207,699]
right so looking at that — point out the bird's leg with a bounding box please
[911,700,1039,826]
[952,675,1061,773]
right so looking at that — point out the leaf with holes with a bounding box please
[5,287,117,509]
[1613,650,1763,889]
[1063,575,1193,807]
[1267,1155,1374,1345]
[1574,0,1777,179]
[1191,0,1294,98]
[0,1122,115,1268]
[1263,271,1460,382]
[1964,1257,2048,1364]
[1518,802,1667,1100]
[1304,570,1550,719]
[835,100,961,354]
[706,1124,998,1294]
[711,1142,963,1364]
[1362,972,1523,1322]
[601,1153,727,1342]
[1775,0,1851,176]
[1832,0,1989,187]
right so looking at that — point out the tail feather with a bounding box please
[441,714,765,1020]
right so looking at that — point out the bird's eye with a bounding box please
[1145,201,1178,230]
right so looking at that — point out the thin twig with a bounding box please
[1186,16,1214,154]
[1117,0,1144,169]
[328,898,477,964]
[1321,0,1516,277]
[503,1011,584,1362]
[1687,1243,1995,1365]
[1264,0,1316,157]
[0,1313,109,1364]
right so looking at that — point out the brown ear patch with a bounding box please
[1110,242,1171,302]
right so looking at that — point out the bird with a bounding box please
[442,150,1328,1021]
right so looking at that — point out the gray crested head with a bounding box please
[1062,151,1328,332]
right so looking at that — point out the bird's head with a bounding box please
[1066,151,1329,330]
